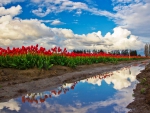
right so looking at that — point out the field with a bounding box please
[0,44,145,69]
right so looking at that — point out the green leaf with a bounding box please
[48,64,53,69]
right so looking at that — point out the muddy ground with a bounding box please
[127,61,150,113]
[0,59,149,104]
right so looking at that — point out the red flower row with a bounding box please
[0,44,143,58]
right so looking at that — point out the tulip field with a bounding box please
[0,44,145,70]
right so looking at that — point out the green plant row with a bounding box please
[0,53,143,70]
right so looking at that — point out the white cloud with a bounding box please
[29,0,150,44]
[75,10,82,15]
[0,99,20,111]
[0,5,144,50]
[52,28,74,38]
[51,19,65,25]
[32,8,51,17]
[0,0,24,6]
[112,0,137,4]
[0,20,144,50]
[31,0,113,18]
[111,0,150,38]
[30,0,150,40]
[0,15,12,23]
[84,0,96,5]
[0,5,22,17]
[0,18,54,41]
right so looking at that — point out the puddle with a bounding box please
[0,63,148,113]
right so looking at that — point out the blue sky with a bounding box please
[12,0,116,35]
[0,0,150,54]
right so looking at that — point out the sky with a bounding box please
[0,0,149,54]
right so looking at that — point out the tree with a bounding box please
[130,50,137,56]
[121,50,129,56]
[144,44,149,57]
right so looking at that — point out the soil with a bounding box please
[0,59,149,104]
[127,60,150,113]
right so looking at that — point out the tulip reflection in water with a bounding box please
[82,62,148,90]
[22,61,148,104]
[22,82,77,104]
[21,71,117,104]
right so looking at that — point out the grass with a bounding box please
[140,88,146,94]
[141,78,147,85]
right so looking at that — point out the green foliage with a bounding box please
[132,94,135,97]
[141,78,147,85]
[130,50,137,56]
[140,88,146,94]
[0,52,143,70]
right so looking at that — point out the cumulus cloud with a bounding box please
[30,0,150,40]
[0,19,144,50]
[111,0,150,37]
[0,5,22,17]
[0,18,54,40]
[0,5,144,50]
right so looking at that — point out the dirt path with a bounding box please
[0,59,149,102]
[127,61,150,113]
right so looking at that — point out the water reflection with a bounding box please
[81,64,144,90]
[0,62,148,113]
[22,82,77,104]
[0,99,20,111]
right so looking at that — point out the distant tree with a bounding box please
[149,44,150,56]
[121,50,129,56]
[79,50,82,53]
[144,44,149,57]
[100,49,104,53]
[115,50,120,55]
[130,50,137,56]
[93,49,98,53]
[87,50,91,53]
[110,50,115,55]
[134,50,137,56]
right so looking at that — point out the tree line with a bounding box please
[72,49,138,56]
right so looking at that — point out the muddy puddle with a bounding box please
[0,62,148,113]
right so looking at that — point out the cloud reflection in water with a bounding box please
[0,62,148,113]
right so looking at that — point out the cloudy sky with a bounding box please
[0,0,149,54]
